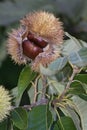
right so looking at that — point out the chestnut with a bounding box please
[27,33,48,48]
[22,40,43,59]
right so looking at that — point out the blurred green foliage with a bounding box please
[0,0,87,89]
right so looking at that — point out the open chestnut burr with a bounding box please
[7,11,64,71]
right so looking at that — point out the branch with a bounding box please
[11,99,48,110]
[53,66,80,105]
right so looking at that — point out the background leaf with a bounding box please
[63,32,87,56]
[55,64,72,82]
[69,47,87,67]
[11,108,28,129]
[40,64,56,76]
[53,116,77,130]
[59,106,81,130]
[26,105,48,130]
[58,116,77,130]
[49,57,68,72]
[66,106,81,130]
[18,65,36,98]
[62,39,82,56]
[48,79,65,95]
[75,74,87,84]
[40,57,68,76]
[72,96,87,130]
[68,81,86,95]
[53,123,60,130]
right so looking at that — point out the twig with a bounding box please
[31,75,41,103]
[53,66,80,105]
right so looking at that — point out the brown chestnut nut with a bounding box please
[27,33,48,48]
[27,32,34,40]
[22,40,43,59]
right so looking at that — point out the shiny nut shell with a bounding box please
[22,40,43,59]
